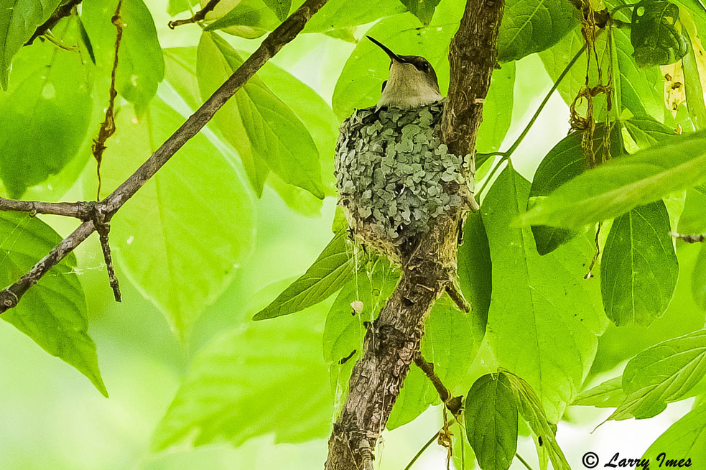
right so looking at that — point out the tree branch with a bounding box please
[25,0,84,46]
[670,232,705,243]
[324,1,504,468]
[0,0,330,314]
[0,197,92,219]
[168,0,221,29]
[414,353,463,416]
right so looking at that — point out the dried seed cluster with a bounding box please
[335,102,469,254]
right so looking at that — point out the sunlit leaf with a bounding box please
[303,0,406,33]
[262,0,291,20]
[254,231,354,320]
[0,0,61,89]
[601,201,679,326]
[476,61,515,158]
[0,213,106,397]
[693,245,706,309]
[498,0,579,63]
[504,371,571,470]
[464,373,518,470]
[399,0,440,25]
[572,376,626,408]
[198,32,325,198]
[610,329,706,420]
[84,99,256,341]
[484,166,603,422]
[151,311,332,450]
[642,401,706,464]
[519,131,706,230]
[203,0,281,38]
[457,210,491,336]
[0,18,92,198]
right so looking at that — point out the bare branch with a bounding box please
[26,0,84,46]
[414,353,463,416]
[671,232,706,243]
[0,0,331,314]
[168,0,221,29]
[0,197,92,219]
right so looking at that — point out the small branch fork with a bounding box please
[0,0,330,314]
[25,0,84,46]
[168,0,221,29]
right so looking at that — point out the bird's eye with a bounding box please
[419,63,429,73]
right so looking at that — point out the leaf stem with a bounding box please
[404,430,440,470]
[516,452,535,470]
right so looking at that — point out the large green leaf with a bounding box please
[198,32,324,199]
[254,231,354,320]
[693,245,706,309]
[0,213,106,396]
[483,166,603,422]
[457,210,491,335]
[519,131,706,230]
[642,401,706,464]
[476,61,516,158]
[151,310,332,450]
[498,0,579,63]
[203,0,281,38]
[0,0,61,89]
[303,0,406,33]
[572,376,626,408]
[84,99,256,341]
[504,371,570,470]
[262,0,291,21]
[82,0,164,116]
[601,201,679,326]
[464,373,518,470]
[682,29,706,129]
[0,18,92,198]
[610,329,706,420]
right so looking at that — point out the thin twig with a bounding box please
[89,204,122,302]
[0,197,92,219]
[93,0,123,201]
[670,232,706,243]
[404,430,441,470]
[25,0,84,46]
[168,0,221,29]
[0,0,331,314]
[516,452,535,470]
[414,353,463,416]
[445,282,470,313]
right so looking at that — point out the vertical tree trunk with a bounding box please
[324,1,505,468]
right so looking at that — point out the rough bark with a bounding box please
[324,1,504,468]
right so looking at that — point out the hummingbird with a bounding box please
[367,36,443,109]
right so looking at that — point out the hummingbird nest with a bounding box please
[335,102,471,261]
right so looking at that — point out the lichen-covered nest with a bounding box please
[335,102,470,259]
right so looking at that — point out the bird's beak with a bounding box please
[367,36,404,63]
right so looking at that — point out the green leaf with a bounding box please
[693,245,706,309]
[262,0,291,20]
[464,373,518,470]
[198,32,325,198]
[0,213,106,397]
[476,61,516,158]
[623,117,681,149]
[498,0,579,63]
[399,0,440,25]
[0,18,92,198]
[332,7,458,119]
[164,47,202,111]
[483,166,603,422]
[573,376,626,408]
[631,0,689,67]
[610,329,706,420]
[642,401,706,464]
[151,310,332,451]
[168,0,199,15]
[503,371,570,470]
[253,54,339,195]
[0,0,61,89]
[303,0,406,33]
[82,0,165,116]
[255,232,354,320]
[203,0,281,38]
[457,210,491,338]
[682,29,706,129]
[388,296,478,429]
[601,201,679,326]
[518,131,706,230]
[84,99,256,341]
